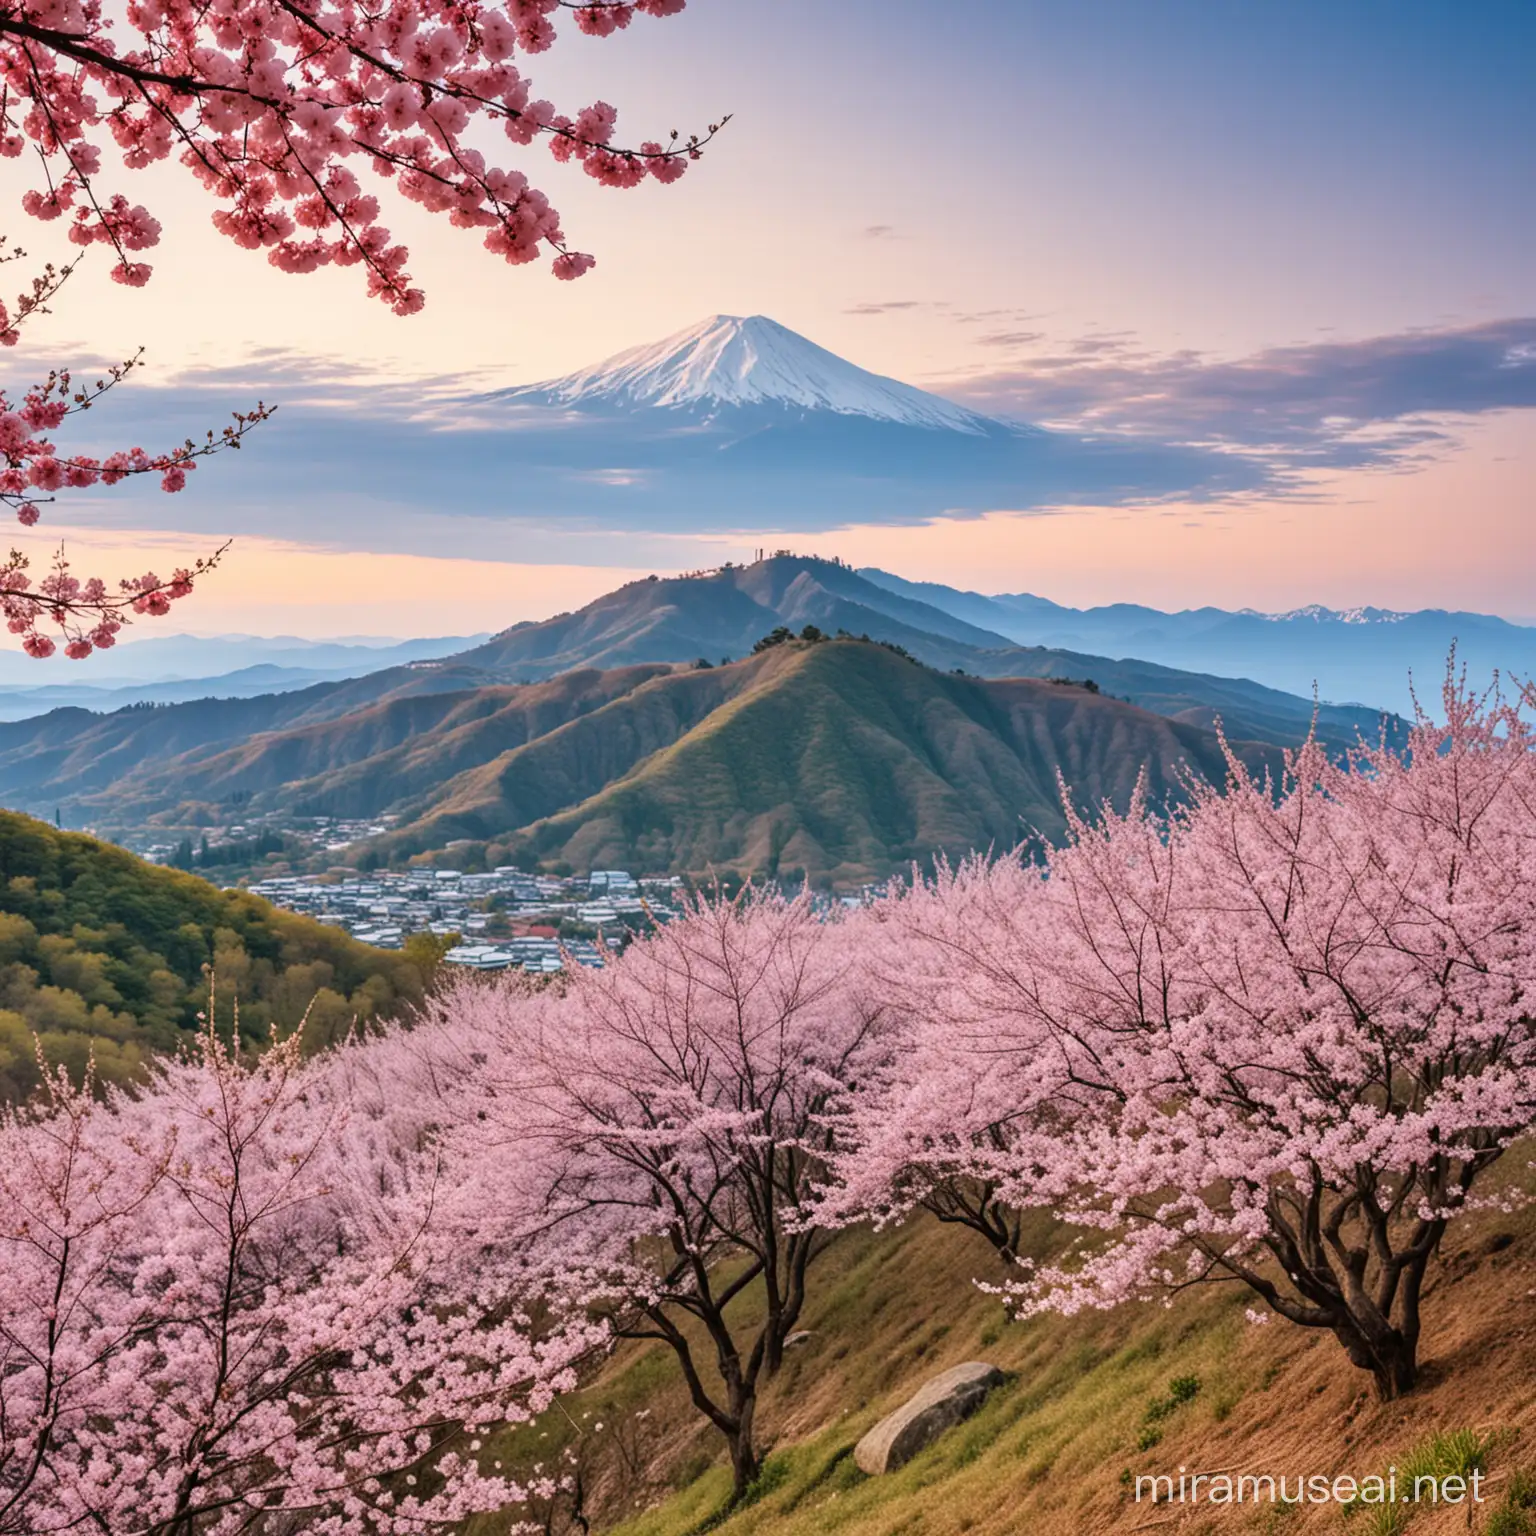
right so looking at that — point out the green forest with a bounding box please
[0,810,437,1101]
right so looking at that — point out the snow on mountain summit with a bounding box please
[493,315,997,433]
[1236,604,1412,625]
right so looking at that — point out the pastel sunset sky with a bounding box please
[6,0,1534,638]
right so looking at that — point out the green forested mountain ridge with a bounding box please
[12,640,1295,883]
[446,556,1389,749]
[72,661,752,832]
[63,664,680,825]
[0,558,1392,833]
[362,639,1285,883]
[0,666,519,808]
[452,554,1017,676]
[0,811,435,1101]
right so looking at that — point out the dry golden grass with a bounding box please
[466,1174,1536,1536]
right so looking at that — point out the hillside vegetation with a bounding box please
[467,1184,1536,1536]
[356,638,1283,882]
[0,811,434,1100]
[448,556,1391,749]
[484,639,1282,882]
[22,639,1289,885]
[0,558,1393,849]
[66,664,681,825]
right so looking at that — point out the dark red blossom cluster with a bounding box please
[0,248,267,657]
[0,0,709,659]
[0,0,713,310]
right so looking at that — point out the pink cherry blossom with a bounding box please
[392,889,895,1505]
[5,693,1528,1519]
[832,665,1536,1402]
[1,0,717,308]
[0,992,593,1532]
[0,0,717,661]
[0,250,271,656]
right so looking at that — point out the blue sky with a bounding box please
[3,0,1533,636]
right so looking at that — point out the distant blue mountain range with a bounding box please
[0,633,487,721]
[857,569,1535,715]
[1,559,1529,724]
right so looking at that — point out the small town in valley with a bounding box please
[242,867,676,971]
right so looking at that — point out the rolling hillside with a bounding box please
[0,560,1397,880]
[0,811,438,1101]
[0,668,497,806]
[454,555,1020,676]
[464,1178,1536,1536]
[434,639,1284,883]
[858,566,1536,716]
[0,559,1388,818]
[76,665,681,823]
[446,557,1392,750]
[0,632,491,722]
[67,637,1287,884]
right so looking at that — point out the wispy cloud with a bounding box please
[13,317,1532,557]
[975,330,1047,349]
[843,298,952,316]
[938,318,1536,470]
[956,307,1050,327]
[844,300,925,316]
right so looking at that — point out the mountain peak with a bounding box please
[491,314,997,434]
[1235,604,1412,625]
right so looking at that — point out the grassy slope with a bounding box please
[33,635,1312,885]
[0,810,431,1098]
[456,573,780,676]
[0,559,1390,833]
[467,1168,1536,1536]
[362,659,766,861]
[0,668,500,820]
[78,666,679,825]
[452,558,1389,751]
[478,640,1281,884]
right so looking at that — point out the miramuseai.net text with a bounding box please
[1134,1467,1488,1509]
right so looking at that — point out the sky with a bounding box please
[4,0,1534,641]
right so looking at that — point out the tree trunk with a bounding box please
[1334,1320,1418,1400]
[1367,1333,1418,1400]
[726,1393,759,1505]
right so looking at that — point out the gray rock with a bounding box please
[853,1361,1006,1475]
[784,1330,814,1349]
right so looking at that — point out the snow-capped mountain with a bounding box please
[486,314,1001,434]
[1240,604,1411,625]
[447,314,1254,532]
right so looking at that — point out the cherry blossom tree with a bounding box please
[824,856,1072,1268]
[0,1048,170,1531]
[0,0,711,655]
[0,990,592,1533]
[0,0,713,307]
[841,673,1536,1401]
[0,244,269,657]
[415,891,893,1505]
